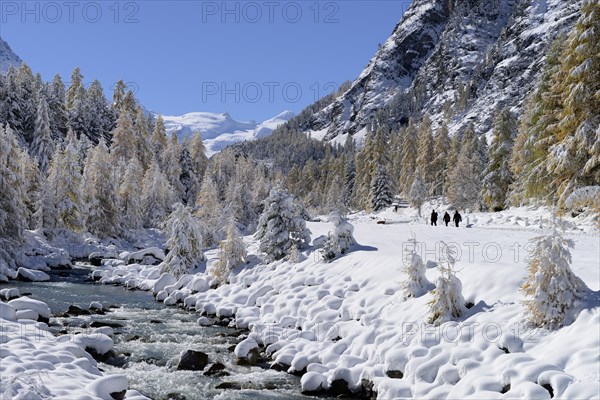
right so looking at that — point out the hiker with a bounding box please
[430,210,438,226]
[443,212,451,226]
[394,204,399,213]
[453,210,462,227]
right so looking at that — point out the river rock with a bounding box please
[203,362,228,377]
[67,305,91,316]
[90,320,124,329]
[177,350,209,371]
[215,382,242,390]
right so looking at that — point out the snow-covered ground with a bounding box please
[90,205,600,399]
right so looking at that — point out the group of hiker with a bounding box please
[430,209,462,227]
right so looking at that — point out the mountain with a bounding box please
[160,110,294,156]
[297,0,582,142]
[0,37,23,73]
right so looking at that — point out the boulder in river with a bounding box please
[204,362,228,377]
[177,350,209,371]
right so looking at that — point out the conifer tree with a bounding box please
[399,119,418,195]
[0,124,28,242]
[447,124,482,210]
[110,109,137,163]
[82,139,120,238]
[134,107,153,170]
[66,67,84,111]
[255,186,311,262]
[483,108,517,211]
[370,164,394,212]
[119,156,144,232]
[151,115,168,160]
[16,64,36,141]
[213,218,247,284]
[163,133,185,199]
[161,203,205,278]
[320,211,356,262]
[30,96,55,175]
[141,161,176,227]
[416,115,435,193]
[431,122,450,195]
[401,234,430,299]
[195,173,224,246]
[48,74,68,137]
[428,242,466,326]
[408,170,427,217]
[521,232,588,329]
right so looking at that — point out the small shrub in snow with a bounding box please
[212,218,247,285]
[400,234,430,299]
[161,203,205,278]
[521,232,588,329]
[320,212,356,262]
[427,242,466,325]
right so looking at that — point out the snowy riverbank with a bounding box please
[91,206,600,399]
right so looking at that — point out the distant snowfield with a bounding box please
[88,205,599,399]
[160,111,294,157]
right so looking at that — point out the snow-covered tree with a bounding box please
[428,242,466,326]
[163,133,185,199]
[151,115,168,160]
[342,155,356,208]
[482,108,517,211]
[81,139,120,238]
[110,110,137,163]
[141,161,176,227]
[521,232,588,329]
[119,157,144,232]
[42,141,84,231]
[0,124,28,242]
[416,115,435,193]
[213,218,247,285]
[401,234,430,299]
[399,120,418,195]
[408,170,427,217]
[370,164,394,212]
[447,125,482,211]
[161,203,206,278]
[255,186,311,262]
[431,122,450,195]
[320,211,356,262]
[195,173,224,246]
[29,96,55,175]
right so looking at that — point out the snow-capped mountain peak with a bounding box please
[0,37,23,73]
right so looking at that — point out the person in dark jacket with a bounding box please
[443,212,451,226]
[453,210,462,227]
[430,210,438,226]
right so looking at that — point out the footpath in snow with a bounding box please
[90,205,600,400]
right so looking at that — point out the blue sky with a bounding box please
[1,1,410,121]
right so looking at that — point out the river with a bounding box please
[10,265,335,400]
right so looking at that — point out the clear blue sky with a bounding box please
[1,1,410,121]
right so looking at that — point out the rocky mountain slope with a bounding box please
[301,0,582,141]
[0,37,23,73]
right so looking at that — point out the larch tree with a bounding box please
[416,115,435,194]
[0,124,28,242]
[151,115,168,161]
[431,122,450,196]
[399,119,418,195]
[482,108,517,211]
[408,169,427,217]
[162,133,185,199]
[141,161,176,228]
[213,218,247,285]
[161,203,205,278]
[110,109,137,163]
[119,156,144,232]
[195,173,224,246]
[81,139,120,238]
[29,96,55,175]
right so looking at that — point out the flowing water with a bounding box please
[10,266,334,400]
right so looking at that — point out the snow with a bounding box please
[0,37,22,73]
[17,267,50,282]
[0,296,146,399]
[160,110,293,157]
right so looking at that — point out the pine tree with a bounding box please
[431,122,450,195]
[81,139,120,238]
[255,186,311,262]
[483,108,517,211]
[320,211,356,262]
[408,170,427,217]
[416,115,435,194]
[370,164,394,212]
[161,203,205,278]
[213,218,247,285]
[16,64,36,141]
[29,96,55,175]
[521,232,588,329]
[342,156,356,208]
[428,242,466,326]
[86,80,113,139]
[401,234,430,299]
[48,74,68,137]
[21,149,42,229]
[112,80,126,111]
[66,67,83,111]
[163,134,185,199]
[134,107,153,170]
[447,124,482,210]
[141,161,176,227]
[119,156,144,232]
[179,137,196,205]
